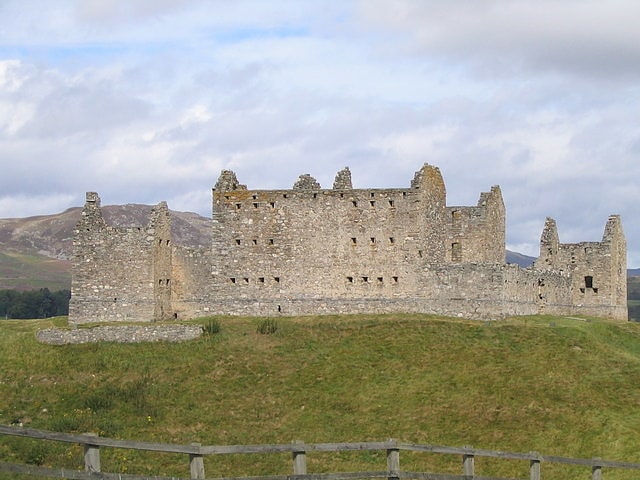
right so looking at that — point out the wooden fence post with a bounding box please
[292,440,307,475]
[592,458,603,480]
[462,446,474,478]
[529,452,540,480]
[386,438,400,480]
[83,433,100,473]
[190,442,205,479]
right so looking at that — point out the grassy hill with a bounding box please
[2,314,640,479]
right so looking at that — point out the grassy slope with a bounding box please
[0,252,70,291]
[1,314,640,479]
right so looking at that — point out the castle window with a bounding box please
[235,239,241,245]
[584,276,593,289]
[351,237,357,245]
[274,277,280,283]
[270,202,275,208]
[370,201,375,207]
[166,279,170,285]
[252,239,258,245]
[230,277,236,284]
[243,277,249,284]
[392,276,398,283]
[253,203,259,208]
[402,192,407,198]
[268,239,274,245]
[166,239,170,245]
[352,200,358,207]
[362,276,369,282]
[252,194,258,200]
[452,243,462,262]
[258,277,265,283]
[313,193,317,198]
[370,237,376,244]
[347,276,354,283]
[388,200,394,207]
[377,277,383,283]
[235,203,241,209]
[389,237,395,244]
[224,195,230,200]
[370,192,375,198]
[283,194,288,198]
[452,210,461,225]
[418,250,423,258]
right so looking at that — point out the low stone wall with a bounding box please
[36,324,203,345]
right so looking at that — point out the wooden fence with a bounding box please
[2,425,640,480]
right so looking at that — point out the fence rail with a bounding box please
[2,425,639,480]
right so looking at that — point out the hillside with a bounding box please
[1,314,640,479]
[0,206,211,290]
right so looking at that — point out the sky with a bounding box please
[0,0,639,266]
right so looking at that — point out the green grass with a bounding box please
[2,314,640,479]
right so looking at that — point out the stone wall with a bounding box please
[69,164,628,324]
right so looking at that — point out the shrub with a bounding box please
[202,318,221,336]
[257,319,278,335]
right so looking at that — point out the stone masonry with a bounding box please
[68,164,628,324]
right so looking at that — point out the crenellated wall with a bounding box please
[69,163,628,323]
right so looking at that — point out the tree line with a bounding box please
[0,288,70,319]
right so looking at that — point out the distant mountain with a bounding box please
[506,250,535,268]
[0,205,211,291]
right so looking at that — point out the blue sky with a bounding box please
[1,0,639,266]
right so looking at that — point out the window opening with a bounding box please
[269,239,274,245]
[370,237,376,244]
[347,276,354,283]
[451,242,462,262]
[253,203,258,208]
[584,276,593,289]
[370,201,375,207]
[235,203,241,209]
[252,239,258,245]
[270,202,275,208]
[235,239,241,245]
[351,237,357,245]
[274,277,280,283]
[362,276,369,282]
[389,237,395,244]
[377,277,383,283]
[392,276,399,283]
[243,277,249,284]
[230,277,236,284]
[352,200,358,207]
[258,277,265,283]
[388,200,394,207]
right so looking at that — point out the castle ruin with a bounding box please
[69,164,628,323]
